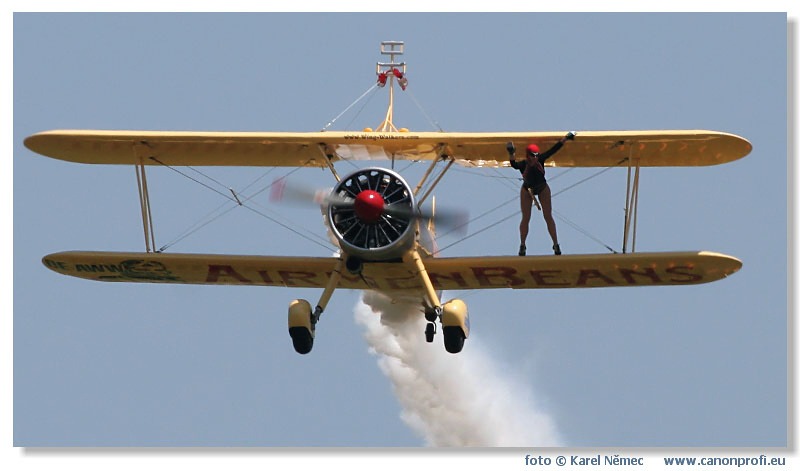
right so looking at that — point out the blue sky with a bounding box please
[11,11,788,451]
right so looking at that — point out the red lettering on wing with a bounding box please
[385,276,420,290]
[576,269,617,286]
[529,270,570,287]
[256,270,274,284]
[428,271,469,289]
[472,266,525,287]
[207,265,253,283]
[665,266,702,283]
[619,267,662,285]
[328,271,376,289]
[278,271,322,287]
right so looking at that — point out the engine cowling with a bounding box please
[327,167,416,261]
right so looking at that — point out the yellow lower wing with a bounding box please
[423,251,741,289]
[42,252,355,287]
[43,251,740,290]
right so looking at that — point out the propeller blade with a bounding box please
[383,203,469,236]
[419,205,469,236]
[270,177,468,235]
[269,177,347,207]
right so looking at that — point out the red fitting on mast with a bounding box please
[392,68,408,90]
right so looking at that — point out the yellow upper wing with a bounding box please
[25,129,751,168]
[43,251,740,290]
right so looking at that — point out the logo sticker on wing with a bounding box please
[97,259,181,282]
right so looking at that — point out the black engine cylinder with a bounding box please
[327,167,416,260]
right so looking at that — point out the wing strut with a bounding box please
[133,142,157,253]
[622,146,641,254]
[317,144,341,182]
[413,144,449,198]
[418,156,455,206]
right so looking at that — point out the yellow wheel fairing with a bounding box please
[442,298,469,338]
[288,299,314,355]
[288,299,314,333]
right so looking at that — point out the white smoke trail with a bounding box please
[354,290,563,447]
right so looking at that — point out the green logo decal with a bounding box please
[98,259,181,282]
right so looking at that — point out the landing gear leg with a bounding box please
[405,250,445,345]
[406,250,442,309]
[287,259,343,354]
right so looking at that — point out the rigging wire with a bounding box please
[436,209,519,254]
[406,88,445,132]
[551,158,627,198]
[547,166,578,182]
[436,193,519,240]
[236,204,335,252]
[321,83,379,131]
[553,209,617,253]
[149,158,335,252]
[157,200,237,252]
[239,166,279,194]
[436,160,628,254]
[185,165,233,192]
[319,83,385,172]
[343,85,380,132]
[397,159,420,173]
[149,157,235,202]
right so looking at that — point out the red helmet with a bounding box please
[527,144,540,154]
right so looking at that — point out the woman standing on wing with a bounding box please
[508,131,576,256]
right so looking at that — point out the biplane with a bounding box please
[24,41,751,355]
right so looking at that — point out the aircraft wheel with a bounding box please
[443,326,465,354]
[289,326,314,354]
[425,322,436,343]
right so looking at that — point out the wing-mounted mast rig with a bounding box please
[374,42,456,209]
[374,40,408,132]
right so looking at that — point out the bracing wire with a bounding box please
[149,157,235,202]
[547,166,578,182]
[553,209,617,253]
[436,193,519,240]
[321,83,379,131]
[436,209,519,254]
[436,160,628,254]
[186,165,233,192]
[406,88,445,132]
[343,86,380,132]
[157,201,237,252]
[146,79,429,252]
[551,158,627,198]
[239,166,279,194]
[149,158,335,252]
[235,204,336,252]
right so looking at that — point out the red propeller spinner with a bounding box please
[353,190,385,223]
